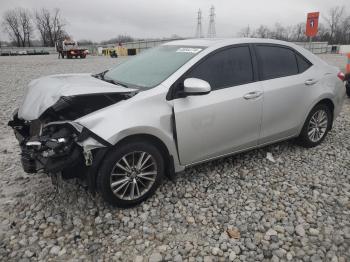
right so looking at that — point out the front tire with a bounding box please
[297,104,332,148]
[97,140,164,207]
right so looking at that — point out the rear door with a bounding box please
[254,44,315,144]
[173,45,263,165]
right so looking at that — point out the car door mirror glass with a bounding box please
[183,78,211,95]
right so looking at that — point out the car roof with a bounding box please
[164,38,326,66]
[164,38,297,48]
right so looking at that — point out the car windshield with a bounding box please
[104,45,205,89]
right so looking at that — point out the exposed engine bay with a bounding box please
[9,85,136,187]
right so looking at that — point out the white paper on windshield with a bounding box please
[176,48,202,54]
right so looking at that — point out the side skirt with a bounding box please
[184,134,298,170]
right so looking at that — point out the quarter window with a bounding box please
[186,46,254,90]
[296,53,312,73]
[256,45,299,80]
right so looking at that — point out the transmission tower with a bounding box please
[195,9,203,38]
[207,6,216,38]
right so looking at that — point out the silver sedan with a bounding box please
[9,38,346,207]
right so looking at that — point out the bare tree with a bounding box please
[100,35,135,45]
[238,25,252,37]
[35,8,66,46]
[18,8,33,46]
[236,6,350,44]
[2,10,22,46]
[255,25,270,38]
[292,23,306,42]
[324,6,345,44]
[343,15,350,44]
[270,23,288,40]
[2,8,33,47]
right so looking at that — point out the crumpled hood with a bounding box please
[18,73,137,120]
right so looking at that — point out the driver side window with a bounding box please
[186,46,254,91]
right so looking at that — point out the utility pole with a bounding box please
[207,6,216,38]
[195,9,203,38]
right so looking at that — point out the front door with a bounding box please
[173,45,263,165]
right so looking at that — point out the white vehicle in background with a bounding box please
[9,38,346,207]
[17,50,28,55]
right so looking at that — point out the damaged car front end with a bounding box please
[9,116,85,175]
[8,73,137,190]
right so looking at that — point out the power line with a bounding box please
[195,9,203,38]
[207,6,216,38]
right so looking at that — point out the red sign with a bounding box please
[306,12,319,37]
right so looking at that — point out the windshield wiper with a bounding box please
[104,79,129,88]
[93,70,129,88]
[92,70,108,80]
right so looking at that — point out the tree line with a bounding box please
[0,7,136,48]
[1,7,67,47]
[238,6,350,45]
[1,5,350,47]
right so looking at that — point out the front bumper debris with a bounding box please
[8,112,108,176]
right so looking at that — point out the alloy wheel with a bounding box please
[109,151,157,200]
[307,109,328,143]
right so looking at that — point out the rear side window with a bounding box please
[256,45,298,80]
[296,53,311,73]
[186,46,254,90]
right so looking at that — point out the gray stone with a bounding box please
[43,227,53,238]
[24,250,34,258]
[173,254,183,262]
[50,246,60,256]
[149,252,162,262]
[229,251,236,261]
[295,225,305,237]
[274,248,287,258]
[309,228,319,236]
[134,255,144,262]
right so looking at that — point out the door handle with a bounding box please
[305,79,318,85]
[243,91,263,100]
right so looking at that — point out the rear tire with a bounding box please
[97,140,164,207]
[297,103,332,148]
[346,82,350,97]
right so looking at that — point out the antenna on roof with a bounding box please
[207,6,216,38]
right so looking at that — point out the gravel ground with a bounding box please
[0,54,349,262]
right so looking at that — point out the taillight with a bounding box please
[337,72,345,81]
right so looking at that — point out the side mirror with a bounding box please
[183,78,211,96]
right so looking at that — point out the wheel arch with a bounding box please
[118,133,173,168]
[298,96,335,135]
[314,98,334,128]
[113,133,176,179]
[87,133,177,195]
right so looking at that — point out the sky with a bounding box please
[0,0,349,42]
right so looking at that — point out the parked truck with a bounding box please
[57,39,88,59]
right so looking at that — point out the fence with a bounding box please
[99,39,330,55]
[293,42,328,54]
[1,39,330,56]
[0,46,55,55]
[120,39,329,54]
